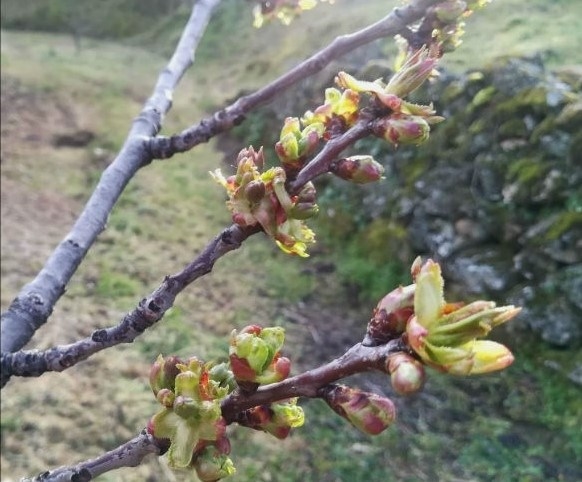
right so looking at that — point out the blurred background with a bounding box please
[1,1,581,480]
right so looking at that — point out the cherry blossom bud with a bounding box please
[373,114,430,146]
[321,385,396,435]
[330,155,385,184]
[386,353,425,395]
[149,355,182,396]
[193,446,236,482]
[364,284,415,346]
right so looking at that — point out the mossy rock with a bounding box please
[471,86,497,108]
[357,219,410,264]
[507,156,549,185]
[569,130,582,164]
[530,115,558,143]
[556,100,582,133]
[498,118,529,139]
[494,86,551,119]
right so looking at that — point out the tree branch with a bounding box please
[149,0,445,159]
[0,224,259,388]
[0,0,222,354]
[21,430,166,482]
[22,338,407,481]
[221,339,406,422]
[290,119,373,192]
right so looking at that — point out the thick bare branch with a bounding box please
[149,0,445,159]
[0,224,258,387]
[0,0,222,354]
[21,430,166,482]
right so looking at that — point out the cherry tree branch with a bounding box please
[149,0,444,159]
[0,224,259,388]
[22,338,407,481]
[0,0,222,354]
[21,430,166,482]
[290,119,373,192]
[221,339,406,422]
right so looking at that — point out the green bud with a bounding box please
[194,446,236,482]
[386,353,425,396]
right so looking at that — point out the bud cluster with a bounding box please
[229,325,291,390]
[429,0,492,53]
[211,147,318,257]
[148,356,234,475]
[252,0,336,28]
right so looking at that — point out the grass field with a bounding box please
[1,1,582,481]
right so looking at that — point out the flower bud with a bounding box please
[385,46,439,98]
[321,385,396,435]
[386,353,425,395]
[373,114,430,146]
[149,355,182,396]
[156,388,175,408]
[244,180,266,204]
[229,326,290,385]
[238,399,304,440]
[364,284,415,346]
[193,446,236,482]
[330,155,385,184]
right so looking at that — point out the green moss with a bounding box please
[498,118,528,139]
[530,115,557,143]
[507,157,548,185]
[471,85,497,107]
[495,87,549,118]
[543,211,582,242]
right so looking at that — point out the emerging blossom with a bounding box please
[211,147,318,257]
[238,399,305,439]
[229,325,291,386]
[405,258,520,375]
[148,357,231,469]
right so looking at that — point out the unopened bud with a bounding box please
[330,155,385,184]
[193,446,236,482]
[149,355,182,396]
[321,385,396,435]
[374,115,430,146]
[386,353,425,395]
[156,388,175,408]
[244,180,266,203]
[364,284,415,346]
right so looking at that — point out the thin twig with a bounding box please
[149,0,444,159]
[0,0,222,354]
[290,119,373,192]
[221,340,405,422]
[21,430,166,482]
[0,224,258,388]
